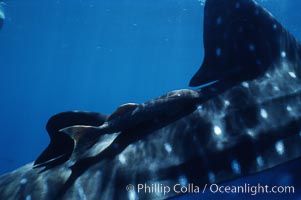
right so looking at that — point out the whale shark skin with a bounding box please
[1,0,301,199]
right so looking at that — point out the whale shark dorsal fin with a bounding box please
[34,111,107,168]
[189,0,301,87]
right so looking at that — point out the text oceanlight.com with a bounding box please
[126,183,295,196]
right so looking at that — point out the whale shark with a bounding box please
[1,0,301,199]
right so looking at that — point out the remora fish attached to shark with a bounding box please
[1,0,301,199]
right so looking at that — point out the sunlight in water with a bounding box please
[0,2,5,20]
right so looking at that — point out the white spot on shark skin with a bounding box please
[197,104,203,110]
[273,23,277,30]
[235,2,240,9]
[231,160,241,174]
[75,181,87,200]
[216,16,222,25]
[260,108,268,119]
[216,47,222,57]
[213,125,222,136]
[299,131,301,137]
[249,44,255,51]
[95,170,102,182]
[256,156,264,167]
[286,105,293,112]
[224,100,230,106]
[208,171,216,183]
[25,195,32,200]
[273,86,280,91]
[178,175,188,186]
[129,190,137,200]
[281,51,286,58]
[149,162,159,172]
[164,143,172,153]
[247,130,256,138]
[118,154,127,165]
[20,178,27,185]
[288,71,297,79]
[241,82,249,88]
[275,141,285,155]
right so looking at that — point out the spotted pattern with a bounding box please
[128,190,137,200]
[213,125,222,136]
[231,160,241,174]
[208,172,216,183]
[256,156,264,167]
[260,109,268,119]
[178,175,188,186]
[118,154,127,164]
[275,141,285,155]
[241,82,249,88]
[164,143,172,153]
[20,178,27,185]
[249,44,255,51]
[281,51,286,58]
[288,71,297,78]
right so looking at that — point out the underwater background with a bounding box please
[0,0,301,199]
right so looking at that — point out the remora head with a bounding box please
[189,0,301,87]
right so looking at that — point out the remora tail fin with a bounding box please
[34,111,106,168]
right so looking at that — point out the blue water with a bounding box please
[0,0,203,174]
[0,0,301,199]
